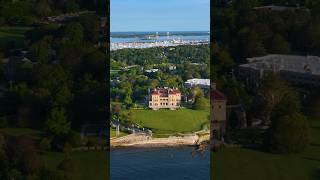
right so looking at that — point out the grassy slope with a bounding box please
[212,119,320,180]
[131,108,209,137]
[41,151,108,180]
[0,127,108,179]
[110,127,128,138]
[0,26,31,47]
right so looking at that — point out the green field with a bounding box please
[0,26,31,47]
[40,151,108,180]
[212,119,320,180]
[110,70,120,75]
[110,127,128,138]
[131,108,209,137]
[0,127,108,179]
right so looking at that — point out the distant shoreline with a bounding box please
[110,31,210,38]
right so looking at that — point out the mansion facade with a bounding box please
[148,87,181,110]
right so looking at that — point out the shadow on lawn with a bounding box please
[303,157,320,162]
[312,168,320,179]
[310,143,320,147]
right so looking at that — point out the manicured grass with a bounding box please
[0,128,108,179]
[212,119,320,180]
[40,151,108,180]
[110,70,120,75]
[110,127,128,138]
[0,26,31,47]
[0,128,43,139]
[130,108,209,137]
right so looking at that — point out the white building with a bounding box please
[239,54,320,87]
[145,69,159,73]
[185,78,210,89]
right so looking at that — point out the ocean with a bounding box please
[110,147,210,180]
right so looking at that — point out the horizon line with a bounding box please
[111,30,210,33]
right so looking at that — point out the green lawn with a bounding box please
[40,151,108,180]
[0,128,108,179]
[110,127,128,138]
[0,128,43,140]
[0,26,31,47]
[212,119,320,180]
[130,108,209,137]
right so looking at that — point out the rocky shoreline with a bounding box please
[110,132,210,148]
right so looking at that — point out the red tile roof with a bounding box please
[212,90,226,101]
[150,88,181,96]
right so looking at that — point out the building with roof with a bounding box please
[238,54,320,87]
[148,87,181,110]
[145,69,159,73]
[253,5,309,12]
[185,78,210,89]
[211,89,227,141]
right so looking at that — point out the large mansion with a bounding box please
[239,54,320,87]
[148,87,181,110]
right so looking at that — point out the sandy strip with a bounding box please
[110,133,210,148]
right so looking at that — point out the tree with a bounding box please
[124,94,133,107]
[234,0,260,10]
[217,50,235,70]
[252,75,299,125]
[58,157,75,179]
[303,20,320,51]
[35,0,52,17]
[237,28,266,58]
[267,34,290,54]
[30,36,54,64]
[46,107,71,137]
[63,22,84,43]
[193,97,209,110]
[33,65,73,107]
[39,138,51,151]
[265,113,310,153]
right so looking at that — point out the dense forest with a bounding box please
[212,0,320,153]
[0,2,108,179]
[213,0,320,64]
[0,0,106,26]
[111,45,210,66]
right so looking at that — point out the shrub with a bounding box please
[39,138,51,151]
[265,113,310,153]
[62,142,72,154]
[7,169,23,180]
[193,97,209,110]
[0,116,8,128]
[66,131,82,147]
[57,158,75,173]
[86,139,97,147]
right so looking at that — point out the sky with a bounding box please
[111,0,210,32]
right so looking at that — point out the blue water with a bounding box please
[111,35,209,43]
[110,147,210,180]
[110,31,209,43]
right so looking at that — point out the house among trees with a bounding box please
[148,87,181,110]
[185,78,210,89]
[211,88,227,141]
[238,54,320,88]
